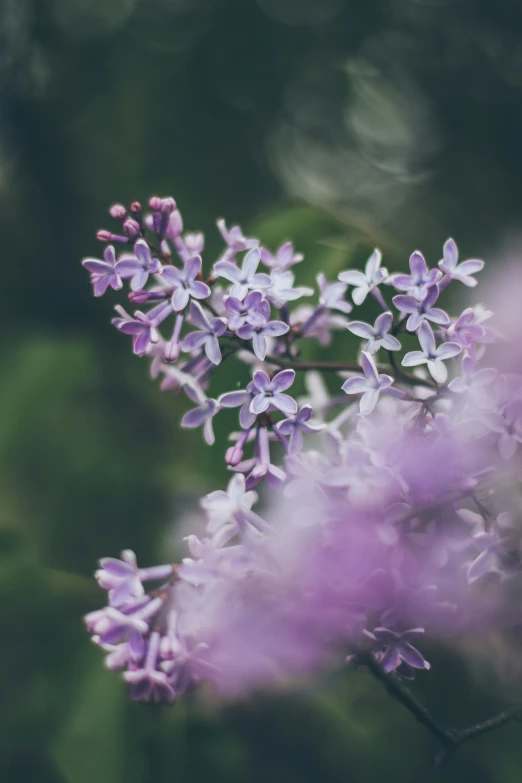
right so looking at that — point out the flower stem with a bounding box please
[357,651,522,766]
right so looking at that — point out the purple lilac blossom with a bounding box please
[117,239,162,291]
[84,195,522,706]
[112,307,160,356]
[390,251,440,299]
[249,370,297,416]
[316,273,353,313]
[181,302,227,365]
[237,319,290,361]
[392,284,450,332]
[438,238,484,288]
[224,291,268,330]
[277,406,324,455]
[346,312,401,354]
[341,352,393,415]
[180,398,220,445]
[161,256,210,311]
[402,321,461,384]
[82,245,127,296]
[260,241,303,270]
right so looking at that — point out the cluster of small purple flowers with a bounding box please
[83,196,522,703]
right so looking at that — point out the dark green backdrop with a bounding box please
[2,1,522,781]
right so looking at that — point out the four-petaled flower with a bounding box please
[218,383,258,428]
[438,238,484,287]
[341,352,393,415]
[201,473,266,539]
[260,241,303,270]
[116,239,162,291]
[180,397,220,445]
[402,321,461,384]
[346,312,401,354]
[448,355,496,397]
[268,270,313,307]
[446,307,484,349]
[277,405,323,454]
[372,627,431,676]
[181,301,227,365]
[237,319,289,361]
[250,369,297,416]
[390,251,440,299]
[224,291,268,331]
[112,306,160,355]
[338,249,388,305]
[483,399,522,460]
[214,248,271,300]
[217,219,259,253]
[161,256,211,311]
[82,245,125,296]
[392,284,450,332]
[316,273,352,313]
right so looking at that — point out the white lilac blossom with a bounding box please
[83,194,522,732]
[267,270,313,308]
[214,248,271,300]
[402,321,461,384]
[338,249,388,305]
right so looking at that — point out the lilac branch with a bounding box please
[358,651,522,767]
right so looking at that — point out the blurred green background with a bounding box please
[2,0,522,781]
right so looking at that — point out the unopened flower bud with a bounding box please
[130,201,142,214]
[160,197,177,214]
[97,229,128,243]
[149,196,162,211]
[226,445,244,466]
[123,218,141,239]
[184,232,205,255]
[163,340,181,363]
[109,204,127,220]
[129,290,166,305]
[166,210,184,239]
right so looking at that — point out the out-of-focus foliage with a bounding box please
[2,0,522,781]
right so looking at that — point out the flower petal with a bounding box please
[270,369,296,393]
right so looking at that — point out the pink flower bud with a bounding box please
[163,341,181,363]
[149,196,162,211]
[226,445,244,466]
[123,218,141,239]
[160,197,177,214]
[109,204,127,220]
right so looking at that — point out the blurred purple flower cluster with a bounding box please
[83,195,522,704]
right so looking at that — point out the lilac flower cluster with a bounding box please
[83,195,522,704]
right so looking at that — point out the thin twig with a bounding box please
[358,652,522,766]
[358,652,454,748]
